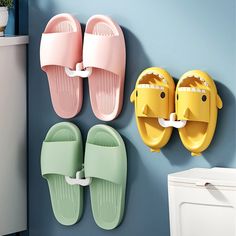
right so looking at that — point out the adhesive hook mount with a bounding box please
[65,62,92,78]
[65,169,92,186]
[158,113,187,128]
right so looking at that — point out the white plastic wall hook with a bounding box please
[65,62,92,78]
[158,113,187,128]
[65,169,92,186]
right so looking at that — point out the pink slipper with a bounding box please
[83,15,126,121]
[40,13,83,118]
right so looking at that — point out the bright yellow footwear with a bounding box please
[176,70,223,156]
[130,67,175,152]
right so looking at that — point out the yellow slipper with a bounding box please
[176,70,223,156]
[130,67,175,152]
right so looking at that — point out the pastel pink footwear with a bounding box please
[83,15,126,121]
[40,14,83,118]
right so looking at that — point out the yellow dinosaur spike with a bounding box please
[216,94,223,109]
[142,105,148,115]
[183,108,190,119]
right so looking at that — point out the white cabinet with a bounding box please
[168,168,236,236]
[0,36,28,235]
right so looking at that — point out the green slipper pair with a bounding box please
[40,122,127,230]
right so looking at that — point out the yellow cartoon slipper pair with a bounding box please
[130,68,223,156]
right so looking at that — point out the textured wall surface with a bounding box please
[28,0,236,235]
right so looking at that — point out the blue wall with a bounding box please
[28,0,236,235]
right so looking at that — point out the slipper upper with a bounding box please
[131,67,175,118]
[176,87,210,122]
[83,34,124,77]
[40,13,82,71]
[84,143,124,184]
[41,140,81,178]
[135,84,169,119]
[40,31,82,70]
[83,15,125,78]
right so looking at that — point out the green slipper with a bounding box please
[41,122,83,225]
[84,125,127,230]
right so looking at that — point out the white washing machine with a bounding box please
[168,168,236,236]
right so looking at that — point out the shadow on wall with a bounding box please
[121,135,170,236]
[121,136,139,219]
[162,128,192,166]
[28,2,61,236]
[204,81,236,167]
[110,26,151,129]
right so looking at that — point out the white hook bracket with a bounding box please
[195,181,210,187]
[65,168,92,186]
[158,113,187,128]
[65,62,92,78]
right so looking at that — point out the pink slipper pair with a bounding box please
[40,13,126,121]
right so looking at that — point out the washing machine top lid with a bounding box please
[168,168,236,187]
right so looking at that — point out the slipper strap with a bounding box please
[83,33,124,76]
[136,86,169,119]
[40,32,82,70]
[176,89,210,122]
[84,143,124,184]
[41,141,82,178]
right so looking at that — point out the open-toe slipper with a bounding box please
[83,15,126,121]
[40,13,83,118]
[130,67,175,152]
[84,125,127,229]
[41,122,83,225]
[176,70,223,156]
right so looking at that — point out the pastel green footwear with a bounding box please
[84,125,127,230]
[41,122,83,225]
